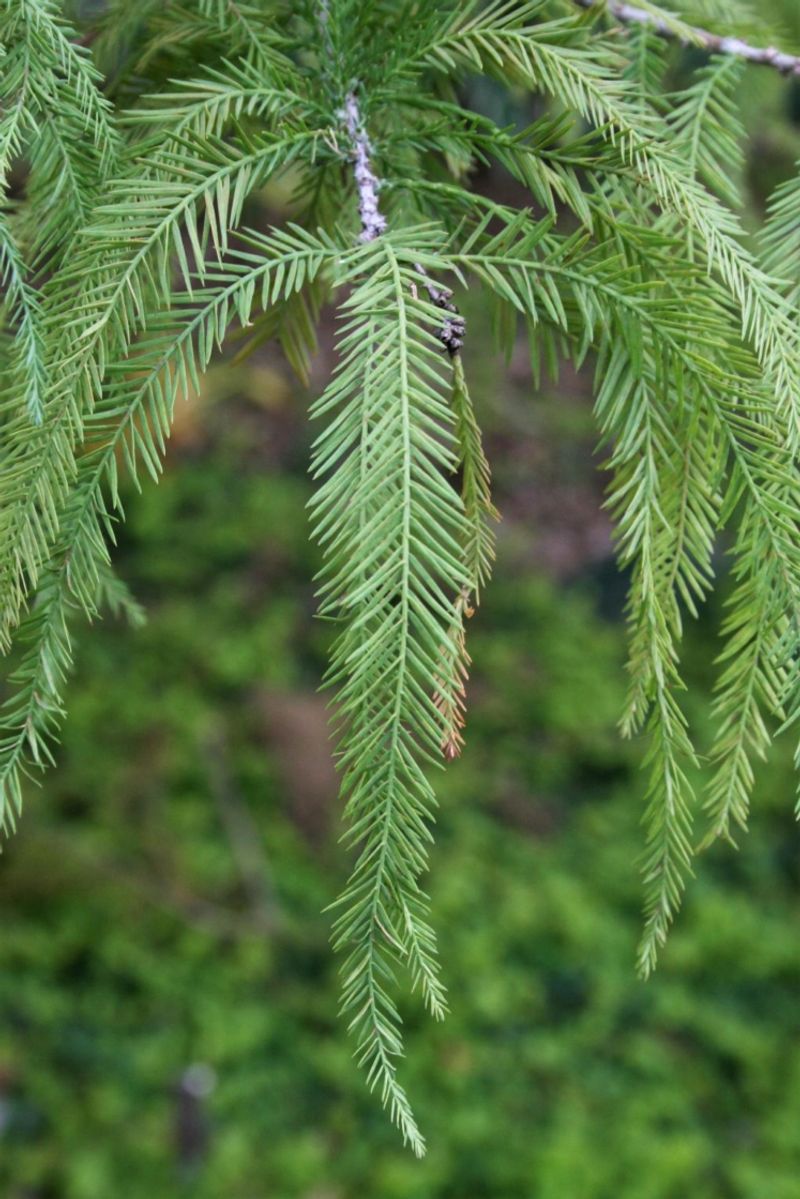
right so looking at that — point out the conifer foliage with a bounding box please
[2,0,800,1152]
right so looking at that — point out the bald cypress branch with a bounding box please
[3,0,800,1155]
[574,0,800,75]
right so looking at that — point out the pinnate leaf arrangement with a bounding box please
[2,0,800,1153]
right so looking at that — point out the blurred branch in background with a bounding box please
[574,0,800,73]
[23,825,274,942]
[200,722,281,935]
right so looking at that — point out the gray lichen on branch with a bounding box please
[340,90,465,354]
[341,93,387,243]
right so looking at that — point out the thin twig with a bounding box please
[24,828,271,940]
[433,586,474,760]
[574,0,800,75]
[341,93,387,243]
[340,89,465,352]
[413,263,465,356]
[318,0,465,351]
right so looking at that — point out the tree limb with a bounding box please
[574,0,800,76]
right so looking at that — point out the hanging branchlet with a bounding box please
[329,75,481,1144]
[433,586,475,762]
[431,356,497,760]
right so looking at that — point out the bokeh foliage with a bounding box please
[1,353,800,1196]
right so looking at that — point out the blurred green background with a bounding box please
[4,7,800,1196]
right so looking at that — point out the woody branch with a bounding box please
[574,0,800,75]
[340,90,465,354]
